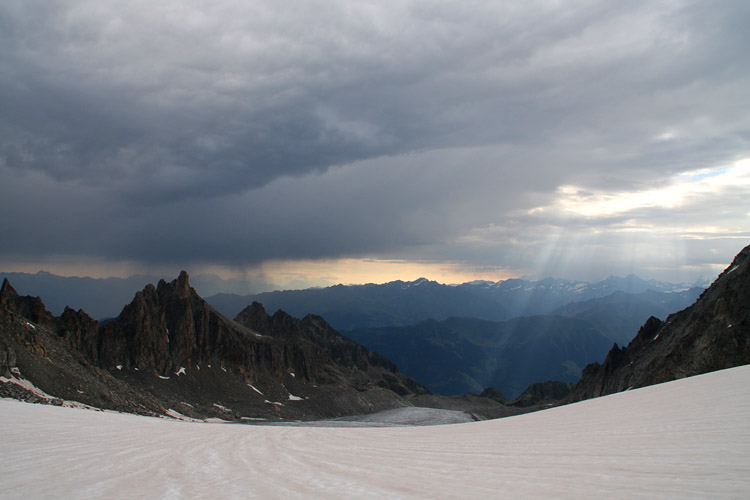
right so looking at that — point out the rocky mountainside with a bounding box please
[0,279,166,415]
[568,244,750,402]
[233,302,427,397]
[509,381,575,408]
[3,272,488,422]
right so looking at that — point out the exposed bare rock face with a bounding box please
[234,301,431,396]
[569,244,750,402]
[0,279,167,414]
[510,381,574,408]
[0,272,446,421]
[0,278,55,329]
[95,271,296,379]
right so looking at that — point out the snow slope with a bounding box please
[2,365,749,499]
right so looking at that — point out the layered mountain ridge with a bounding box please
[347,315,614,398]
[0,272,452,421]
[0,269,702,325]
[2,244,748,422]
[208,274,704,331]
[344,286,703,398]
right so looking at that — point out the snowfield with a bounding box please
[2,365,749,499]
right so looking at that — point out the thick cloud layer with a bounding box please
[1,1,748,284]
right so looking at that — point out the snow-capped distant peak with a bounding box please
[401,277,433,289]
[463,280,496,287]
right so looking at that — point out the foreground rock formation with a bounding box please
[3,244,747,421]
[3,272,510,421]
[568,244,750,401]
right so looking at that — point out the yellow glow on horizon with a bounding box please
[257,258,522,289]
[0,257,524,289]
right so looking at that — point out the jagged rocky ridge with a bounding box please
[4,272,498,421]
[0,279,166,414]
[233,301,427,396]
[5,244,746,421]
[568,244,750,402]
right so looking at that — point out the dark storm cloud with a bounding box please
[0,146,543,265]
[1,0,749,276]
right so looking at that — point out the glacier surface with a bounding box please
[2,365,749,499]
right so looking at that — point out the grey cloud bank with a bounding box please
[1,0,748,283]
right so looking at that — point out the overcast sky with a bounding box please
[1,0,748,290]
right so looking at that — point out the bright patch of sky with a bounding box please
[540,158,750,218]
[257,258,519,289]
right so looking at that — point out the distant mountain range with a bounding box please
[345,286,702,399]
[347,315,615,399]
[0,269,707,403]
[1,244,748,421]
[550,288,704,345]
[206,277,703,399]
[0,270,705,326]
[207,274,706,331]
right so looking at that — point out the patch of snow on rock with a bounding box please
[247,384,263,395]
[164,410,202,422]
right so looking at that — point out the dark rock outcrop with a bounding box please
[478,387,509,405]
[93,272,301,380]
[234,301,431,396]
[568,244,750,402]
[1,278,55,329]
[510,380,574,407]
[1,272,445,421]
[0,282,167,415]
